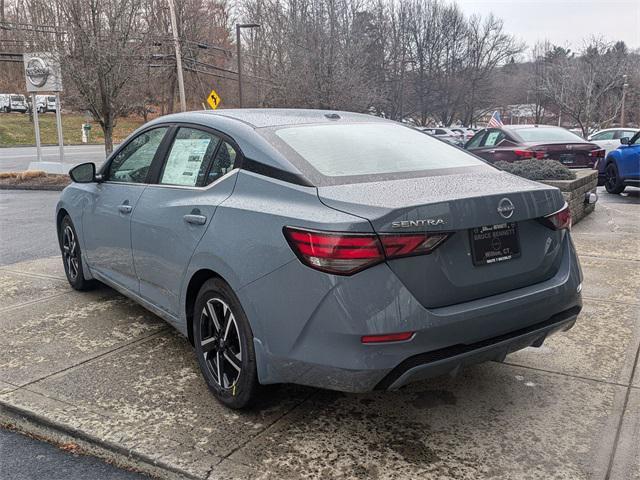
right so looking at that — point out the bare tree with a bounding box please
[47,0,150,154]
[541,38,629,136]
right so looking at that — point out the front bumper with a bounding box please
[241,233,583,392]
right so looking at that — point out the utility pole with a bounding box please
[236,23,260,108]
[620,74,628,127]
[168,0,186,112]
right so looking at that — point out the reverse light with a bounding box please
[541,204,571,231]
[361,332,415,344]
[283,227,450,275]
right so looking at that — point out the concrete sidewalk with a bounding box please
[1,200,638,479]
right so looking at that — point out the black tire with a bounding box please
[59,216,95,291]
[193,278,260,409]
[604,162,625,194]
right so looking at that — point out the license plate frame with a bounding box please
[559,153,575,164]
[470,222,521,266]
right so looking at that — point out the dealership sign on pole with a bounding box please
[23,52,66,173]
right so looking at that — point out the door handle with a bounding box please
[118,204,132,214]
[184,214,207,225]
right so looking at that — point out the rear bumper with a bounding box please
[376,305,580,390]
[242,233,583,392]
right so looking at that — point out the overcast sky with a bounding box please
[453,0,640,52]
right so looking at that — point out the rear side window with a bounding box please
[204,142,237,186]
[159,128,220,187]
[593,131,615,140]
[273,123,484,178]
[483,130,505,147]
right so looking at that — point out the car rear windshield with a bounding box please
[515,127,584,143]
[273,123,484,178]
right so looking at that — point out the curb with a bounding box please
[0,184,66,191]
[0,400,202,480]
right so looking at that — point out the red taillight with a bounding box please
[514,149,533,159]
[515,149,545,160]
[541,204,571,231]
[361,332,414,344]
[588,149,606,158]
[284,227,450,275]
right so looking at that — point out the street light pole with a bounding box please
[236,23,260,108]
[620,74,628,128]
[168,0,186,112]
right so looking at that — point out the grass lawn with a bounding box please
[0,113,145,147]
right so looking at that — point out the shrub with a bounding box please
[494,160,576,181]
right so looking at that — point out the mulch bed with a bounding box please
[0,174,71,191]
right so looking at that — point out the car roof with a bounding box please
[502,124,562,130]
[593,127,639,133]
[167,108,387,129]
[137,109,393,179]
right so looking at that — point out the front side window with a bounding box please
[466,131,485,149]
[273,123,485,178]
[159,128,220,187]
[620,130,638,140]
[108,127,168,183]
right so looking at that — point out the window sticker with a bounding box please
[161,138,211,186]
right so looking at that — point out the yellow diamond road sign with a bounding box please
[207,89,221,110]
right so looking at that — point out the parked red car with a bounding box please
[465,125,605,168]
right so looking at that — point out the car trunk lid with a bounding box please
[317,169,567,308]
[528,142,599,168]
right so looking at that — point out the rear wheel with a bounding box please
[59,216,95,290]
[605,162,625,194]
[193,278,260,409]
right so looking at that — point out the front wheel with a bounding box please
[604,162,625,194]
[59,216,95,290]
[193,278,260,409]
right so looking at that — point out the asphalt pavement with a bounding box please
[0,429,147,480]
[0,145,109,173]
[0,190,60,265]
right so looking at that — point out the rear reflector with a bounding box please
[361,332,414,344]
[284,227,450,275]
[541,203,571,231]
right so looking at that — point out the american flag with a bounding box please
[487,111,504,128]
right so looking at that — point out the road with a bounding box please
[0,429,146,480]
[0,190,60,265]
[0,145,110,173]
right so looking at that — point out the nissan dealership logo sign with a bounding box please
[23,52,63,93]
[25,57,51,87]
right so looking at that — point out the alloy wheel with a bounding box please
[62,225,79,280]
[200,298,243,390]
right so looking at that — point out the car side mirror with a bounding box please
[69,162,99,183]
[619,137,629,145]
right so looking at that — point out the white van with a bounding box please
[0,94,9,112]
[7,94,28,113]
[35,95,57,113]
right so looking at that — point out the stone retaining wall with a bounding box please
[539,169,598,224]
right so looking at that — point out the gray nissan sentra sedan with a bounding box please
[56,109,582,409]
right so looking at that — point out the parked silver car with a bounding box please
[57,109,583,408]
